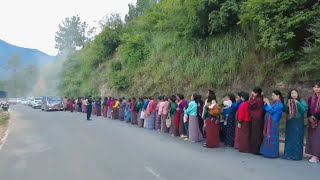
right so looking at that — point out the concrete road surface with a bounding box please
[0,105,318,180]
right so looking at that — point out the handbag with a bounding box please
[140,110,145,119]
[166,115,171,128]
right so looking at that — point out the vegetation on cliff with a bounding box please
[56,0,320,97]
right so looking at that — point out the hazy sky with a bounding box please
[0,0,136,56]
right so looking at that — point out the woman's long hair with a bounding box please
[273,90,284,105]
[287,89,301,102]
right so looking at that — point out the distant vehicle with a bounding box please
[16,98,22,104]
[20,97,28,105]
[27,97,34,106]
[31,97,43,109]
[41,96,63,111]
[8,98,17,105]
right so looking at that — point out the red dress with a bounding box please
[68,99,74,112]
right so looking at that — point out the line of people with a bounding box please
[63,84,320,163]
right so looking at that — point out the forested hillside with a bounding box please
[57,0,320,97]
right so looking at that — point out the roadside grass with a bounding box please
[0,109,9,126]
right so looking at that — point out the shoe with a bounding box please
[184,138,189,141]
[309,156,319,163]
[203,143,207,147]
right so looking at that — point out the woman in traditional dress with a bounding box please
[169,95,178,136]
[142,97,150,128]
[125,99,132,123]
[63,97,68,111]
[137,98,145,127]
[92,98,97,115]
[249,87,265,155]
[107,97,113,118]
[112,98,120,119]
[306,84,320,163]
[222,93,237,147]
[197,95,205,137]
[131,97,138,125]
[203,93,220,148]
[82,97,87,113]
[102,97,107,117]
[77,97,82,112]
[260,90,284,158]
[234,92,244,149]
[237,92,251,153]
[68,97,74,113]
[146,96,156,129]
[184,93,203,142]
[95,98,101,116]
[160,96,170,133]
[283,89,308,160]
[119,98,126,121]
[177,94,188,139]
[155,96,162,131]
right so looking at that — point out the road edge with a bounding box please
[0,110,10,151]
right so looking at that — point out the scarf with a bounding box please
[288,99,298,119]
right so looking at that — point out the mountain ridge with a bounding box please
[0,39,55,79]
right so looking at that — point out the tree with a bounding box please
[99,13,123,30]
[300,14,320,80]
[208,0,243,34]
[240,0,319,62]
[125,0,159,23]
[55,15,88,54]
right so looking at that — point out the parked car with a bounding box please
[21,98,28,105]
[41,96,63,111]
[31,97,43,109]
[27,97,34,106]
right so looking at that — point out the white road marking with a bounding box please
[145,166,166,180]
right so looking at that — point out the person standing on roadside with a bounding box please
[86,96,93,121]
[69,97,74,113]
[306,84,320,163]
[63,96,68,111]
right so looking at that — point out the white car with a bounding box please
[27,97,34,106]
[31,97,43,109]
[21,99,28,105]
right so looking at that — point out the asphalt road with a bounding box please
[0,105,318,180]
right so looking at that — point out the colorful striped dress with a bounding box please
[260,100,284,158]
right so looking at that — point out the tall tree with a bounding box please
[125,0,159,23]
[99,13,123,30]
[55,15,88,54]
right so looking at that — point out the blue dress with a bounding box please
[222,103,237,147]
[284,99,308,160]
[125,103,131,123]
[260,101,284,158]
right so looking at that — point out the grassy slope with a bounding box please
[98,31,282,98]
